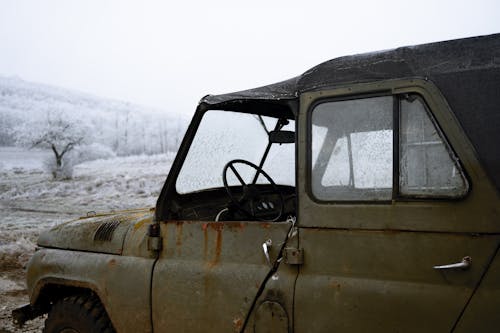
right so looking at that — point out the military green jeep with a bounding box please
[13,34,500,332]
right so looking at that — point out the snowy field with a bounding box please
[0,147,174,332]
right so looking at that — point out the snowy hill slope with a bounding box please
[0,76,188,155]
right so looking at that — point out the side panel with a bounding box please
[152,220,292,332]
[28,218,155,333]
[295,229,499,332]
[28,249,154,333]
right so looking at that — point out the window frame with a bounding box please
[306,92,469,204]
[397,94,469,199]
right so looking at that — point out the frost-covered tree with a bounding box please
[12,111,88,179]
[0,108,20,145]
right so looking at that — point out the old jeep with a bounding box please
[13,34,500,332]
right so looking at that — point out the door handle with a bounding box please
[262,239,272,268]
[433,256,471,270]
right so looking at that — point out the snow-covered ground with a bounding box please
[0,147,51,171]
[0,147,174,332]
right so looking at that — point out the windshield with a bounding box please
[176,110,295,194]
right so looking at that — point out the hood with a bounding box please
[38,208,154,254]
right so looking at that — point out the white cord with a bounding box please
[215,208,229,222]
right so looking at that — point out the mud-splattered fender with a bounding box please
[27,248,155,333]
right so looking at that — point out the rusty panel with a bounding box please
[152,220,292,332]
[37,208,153,254]
[27,248,155,333]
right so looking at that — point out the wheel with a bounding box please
[222,159,284,221]
[43,294,115,333]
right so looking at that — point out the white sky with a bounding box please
[1,0,499,116]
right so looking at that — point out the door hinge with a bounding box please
[147,223,162,252]
[283,247,304,265]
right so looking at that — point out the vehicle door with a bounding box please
[294,80,500,332]
[151,109,297,332]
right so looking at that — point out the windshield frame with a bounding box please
[155,100,298,221]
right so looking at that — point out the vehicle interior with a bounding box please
[165,103,297,222]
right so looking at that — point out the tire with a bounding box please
[43,294,115,333]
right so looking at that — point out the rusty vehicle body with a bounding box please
[13,34,500,332]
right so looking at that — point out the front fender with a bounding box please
[27,249,155,333]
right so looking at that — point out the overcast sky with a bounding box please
[1,0,499,116]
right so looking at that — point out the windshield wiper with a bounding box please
[252,118,288,184]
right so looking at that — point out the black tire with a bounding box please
[43,294,115,333]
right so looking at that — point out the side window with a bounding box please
[310,94,468,202]
[399,96,468,197]
[311,96,393,201]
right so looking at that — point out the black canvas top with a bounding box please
[200,34,500,192]
[201,77,299,105]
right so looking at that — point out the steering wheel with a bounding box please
[222,159,284,221]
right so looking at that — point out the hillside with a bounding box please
[0,76,188,155]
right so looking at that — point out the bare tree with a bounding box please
[12,111,87,179]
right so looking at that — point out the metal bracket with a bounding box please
[283,247,304,265]
[148,236,162,251]
[147,223,162,252]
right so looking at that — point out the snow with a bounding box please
[0,147,174,271]
[0,276,24,293]
[0,75,188,155]
[0,147,51,171]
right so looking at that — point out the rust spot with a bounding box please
[108,259,117,268]
[214,229,222,263]
[226,221,246,231]
[175,222,183,254]
[233,317,243,332]
[202,223,208,231]
[205,224,223,269]
[260,223,271,229]
[329,281,341,291]
[210,222,224,232]
[176,222,183,245]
